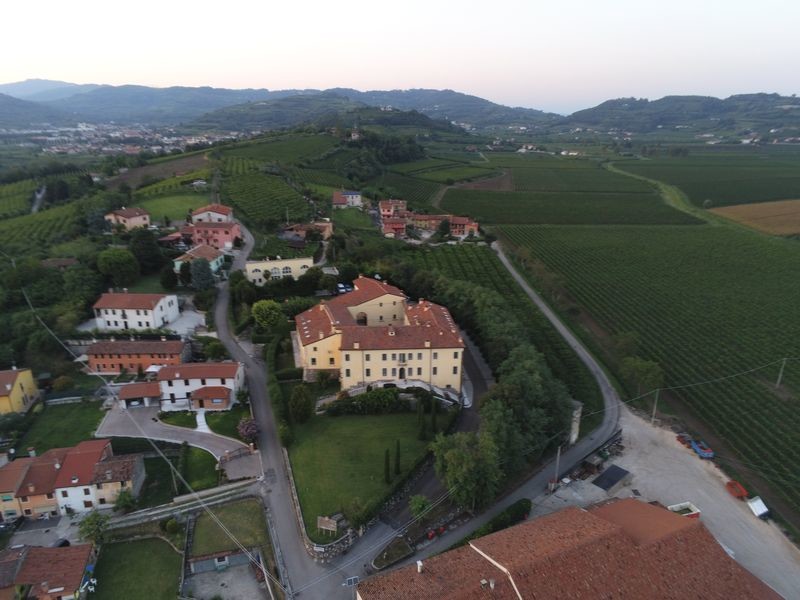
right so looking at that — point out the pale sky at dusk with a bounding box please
[2,0,798,114]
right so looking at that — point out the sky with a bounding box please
[2,0,798,114]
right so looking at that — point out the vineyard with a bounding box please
[441,189,701,225]
[389,158,464,175]
[293,168,351,188]
[0,203,82,254]
[133,169,211,197]
[221,172,308,226]
[617,151,800,207]
[416,165,495,184]
[306,148,360,170]
[222,157,261,176]
[510,164,652,193]
[0,179,36,218]
[404,244,602,426]
[499,223,800,511]
[368,173,441,210]
[222,135,338,165]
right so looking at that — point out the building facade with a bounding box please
[0,369,38,414]
[190,221,242,250]
[86,339,188,375]
[104,207,150,231]
[191,203,234,224]
[155,362,245,411]
[332,190,363,209]
[92,293,180,331]
[245,256,313,285]
[295,277,464,393]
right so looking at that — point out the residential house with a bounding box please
[0,544,94,600]
[332,190,363,209]
[191,203,234,224]
[378,199,407,220]
[356,498,780,600]
[295,277,464,393]
[245,256,313,285]
[190,221,242,250]
[104,207,150,230]
[117,381,161,408]
[0,368,38,414]
[86,339,189,375]
[0,458,32,522]
[448,215,479,237]
[281,221,333,241]
[173,244,225,274]
[92,292,180,332]
[15,448,69,518]
[381,218,407,238]
[156,362,245,411]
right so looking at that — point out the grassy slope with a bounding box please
[191,498,268,556]
[17,401,104,452]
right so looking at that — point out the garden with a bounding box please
[93,538,182,600]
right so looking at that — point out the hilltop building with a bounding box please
[104,207,150,231]
[379,200,479,239]
[294,276,464,393]
[92,292,180,331]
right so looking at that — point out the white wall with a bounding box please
[158,365,244,410]
[94,296,180,331]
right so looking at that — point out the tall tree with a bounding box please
[179,261,192,287]
[431,432,500,510]
[289,385,314,424]
[97,248,139,287]
[394,439,400,475]
[620,356,664,396]
[384,448,391,484]
[160,264,178,291]
[252,299,284,331]
[409,494,431,519]
[190,258,215,291]
[63,265,102,307]
[129,228,163,274]
[78,510,110,544]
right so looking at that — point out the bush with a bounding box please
[52,375,74,392]
[275,367,303,381]
[165,518,179,534]
[326,387,410,416]
[193,288,216,311]
[278,420,293,447]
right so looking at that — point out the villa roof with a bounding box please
[87,339,185,356]
[107,207,149,219]
[176,244,223,262]
[0,457,33,493]
[93,292,168,311]
[340,322,463,351]
[157,362,240,380]
[192,203,233,216]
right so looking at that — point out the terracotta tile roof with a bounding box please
[357,500,781,600]
[192,385,232,400]
[118,381,160,400]
[93,292,168,311]
[0,546,27,588]
[108,207,149,219]
[157,362,240,381]
[176,244,223,262]
[192,203,233,216]
[0,457,33,493]
[159,231,182,242]
[16,544,92,594]
[449,215,476,226]
[341,322,463,351]
[0,368,29,395]
[295,303,340,346]
[91,454,141,484]
[332,190,347,205]
[53,440,111,489]
[87,340,185,357]
[16,448,69,496]
[192,221,239,230]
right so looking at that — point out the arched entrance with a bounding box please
[399,367,406,379]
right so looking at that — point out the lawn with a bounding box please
[135,192,207,223]
[184,447,218,491]
[288,414,430,542]
[332,207,374,231]
[93,538,181,600]
[206,405,250,440]
[191,498,268,557]
[125,273,168,294]
[138,457,180,507]
[16,401,104,453]
[159,411,197,429]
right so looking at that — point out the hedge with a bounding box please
[326,388,411,416]
[275,367,303,381]
[450,498,532,549]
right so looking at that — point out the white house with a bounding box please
[173,244,225,274]
[245,256,313,284]
[191,203,234,224]
[92,292,180,331]
[156,362,245,411]
[332,190,363,209]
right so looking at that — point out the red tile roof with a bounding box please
[0,546,27,588]
[157,362,240,380]
[16,448,69,496]
[87,340,185,357]
[93,292,168,311]
[118,382,160,400]
[0,457,33,493]
[192,221,239,230]
[176,244,223,262]
[341,322,463,351]
[53,440,111,489]
[91,454,141,484]
[357,499,780,600]
[192,386,232,400]
[0,368,30,396]
[332,190,347,205]
[107,207,149,219]
[16,544,92,595]
[192,203,233,216]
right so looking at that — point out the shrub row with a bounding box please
[451,498,532,549]
[265,336,293,447]
[275,367,304,381]
[326,388,410,416]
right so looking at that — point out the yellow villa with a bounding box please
[294,277,464,393]
[0,368,38,415]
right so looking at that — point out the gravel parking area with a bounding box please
[530,408,800,599]
[184,564,265,600]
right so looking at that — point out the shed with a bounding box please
[592,464,632,495]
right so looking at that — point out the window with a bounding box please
[329,357,335,366]
[99,498,107,505]
[201,378,206,385]
[382,354,387,361]
[170,394,176,402]
[433,367,438,375]
[46,493,54,499]
[221,378,226,385]
[212,398,224,404]
[393,314,397,320]
[454,351,459,359]
[365,368,371,377]
[23,509,31,516]
[167,380,173,387]
[83,500,93,508]
[391,368,397,376]
[97,483,103,490]
[379,302,383,307]
[391,353,396,361]
[184,379,189,386]
[453,366,458,375]
[0,495,12,502]
[417,353,422,360]
[311,358,317,366]
[313,346,318,352]
[344,354,350,362]
[20,496,28,503]
[83,488,90,496]
[433,352,438,360]
[417,367,422,376]
[365,354,371,362]
[379,315,384,321]
[345,369,351,377]
[382,368,387,377]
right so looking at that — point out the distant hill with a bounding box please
[0,78,100,101]
[564,93,800,133]
[0,93,70,128]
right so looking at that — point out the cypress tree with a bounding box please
[431,399,438,434]
[384,448,391,484]
[394,439,400,475]
[417,397,424,424]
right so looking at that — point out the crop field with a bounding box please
[416,165,495,183]
[135,193,207,223]
[617,152,800,207]
[441,189,701,225]
[369,173,441,210]
[0,179,35,218]
[404,244,602,423]
[0,202,81,254]
[511,164,652,193]
[221,172,308,226]
[222,156,261,175]
[499,224,800,511]
[390,158,463,175]
[294,168,351,188]
[306,147,360,170]
[133,169,211,197]
[223,134,338,165]
[710,198,800,236]
[107,153,208,190]
[484,153,587,168]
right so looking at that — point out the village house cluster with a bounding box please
[378,199,479,239]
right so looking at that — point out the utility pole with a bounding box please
[650,388,660,425]
[776,358,788,388]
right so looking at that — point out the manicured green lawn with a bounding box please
[126,273,167,294]
[138,457,180,508]
[93,538,181,600]
[333,207,373,230]
[289,414,430,541]
[206,405,250,440]
[16,401,104,453]
[159,410,197,429]
[191,498,268,556]
[184,447,218,491]
[135,193,206,223]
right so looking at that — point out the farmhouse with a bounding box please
[332,189,363,209]
[382,218,407,238]
[356,498,779,600]
[86,339,189,375]
[173,244,225,274]
[0,368,38,415]
[294,276,464,393]
[245,256,313,284]
[155,362,245,411]
[92,292,180,331]
[379,199,407,220]
[191,203,234,224]
[104,207,150,231]
[189,221,242,250]
[281,221,333,241]
[378,201,479,240]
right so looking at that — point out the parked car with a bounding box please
[0,516,24,531]
[691,439,714,459]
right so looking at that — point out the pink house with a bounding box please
[191,222,242,250]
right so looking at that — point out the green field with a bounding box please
[223,134,339,165]
[369,172,442,210]
[499,223,800,510]
[0,202,82,255]
[333,207,374,231]
[191,498,269,556]
[510,163,652,193]
[390,158,463,175]
[93,539,181,600]
[159,411,197,429]
[184,447,218,491]
[295,168,352,188]
[135,193,207,223]
[617,149,800,207]
[138,457,180,507]
[441,189,701,225]
[206,405,251,440]
[222,172,308,226]
[133,169,211,197]
[417,165,495,183]
[17,401,104,452]
[288,414,429,542]
[0,179,35,218]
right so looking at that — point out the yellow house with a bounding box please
[0,369,38,414]
[245,256,314,285]
[295,277,464,393]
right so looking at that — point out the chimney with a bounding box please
[416,560,423,574]
[11,365,17,371]
[106,470,112,481]
[123,288,128,294]
[108,287,114,294]
[160,336,166,342]
[490,579,495,591]
[27,447,36,458]
[55,461,61,470]
[4,384,10,392]
[27,484,34,494]
[388,325,396,337]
